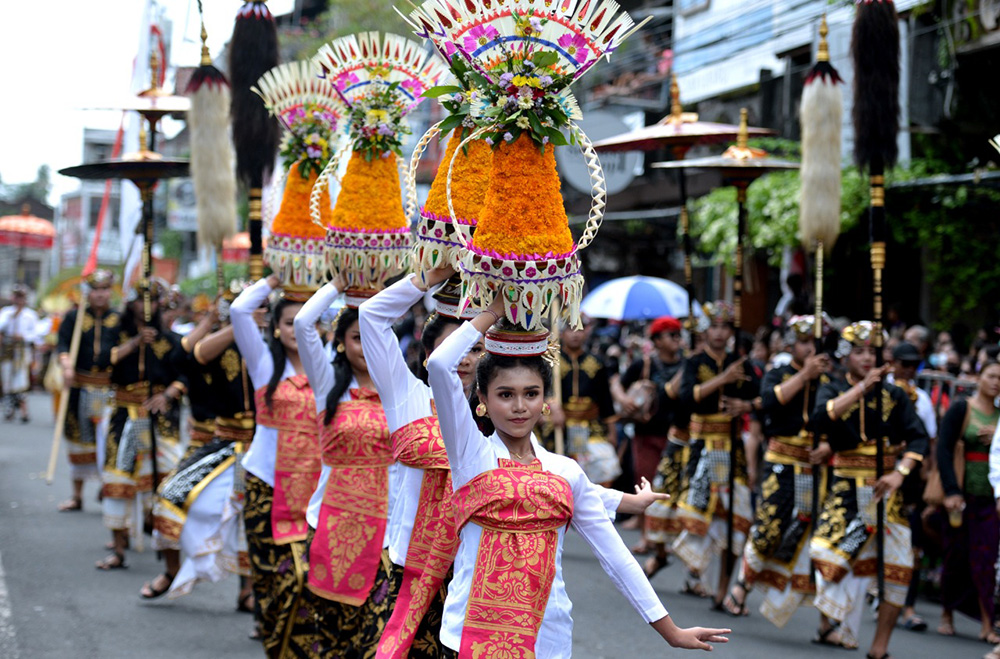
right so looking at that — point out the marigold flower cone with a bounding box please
[329,152,407,231]
[472,134,573,258]
[272,163,330,238]
[424,131,493,224]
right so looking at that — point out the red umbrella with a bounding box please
[0,205,56,250]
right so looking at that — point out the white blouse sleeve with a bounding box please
[359,276,425,426]
[293,282,341,413]
[568,464,668,623]
[990,424,1000,500]
[426,321,484,484]
[230,278,274,389]
[593,484,624,519]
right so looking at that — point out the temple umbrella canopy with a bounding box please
[0,205,56,249]
[592,77,775,158]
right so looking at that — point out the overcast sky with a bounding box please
[0,0,294,206]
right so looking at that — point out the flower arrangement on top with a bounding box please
[398,5,501,280]
[311,32,448,305]
[253,60,345,296]
[409,0,646,332]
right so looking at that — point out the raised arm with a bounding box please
[359,275,426,426]
[293,280,342,411]
[426,297,502,482]
[230,277,275,388]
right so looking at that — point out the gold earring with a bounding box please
[542,402,551,416]
[336,343,345,353]
[422,358,428,367]
[273,328,280,339]
[475,402,487,417]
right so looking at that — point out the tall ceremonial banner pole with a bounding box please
[799,14,843,539]
[45,295,88,484]
[229,0,280,282]
[726,181,748,583]
[851,0,901,603]
[188,0,238,291]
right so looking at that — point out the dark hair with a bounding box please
[980,359,1000,375]
[475,353,553,399]
[324,307,360,425]
[415,313,463,384]
[263,297,300,411]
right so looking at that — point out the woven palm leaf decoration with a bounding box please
[253,60,345,293]
[423,0,644,331]
[311,32,448,304]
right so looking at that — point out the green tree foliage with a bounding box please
[687,143,1000,329]
[280,2,410,60]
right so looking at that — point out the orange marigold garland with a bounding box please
[312,32,447,297]
[409,0,643,330]
[253,60,345,290]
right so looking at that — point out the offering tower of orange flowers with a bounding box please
[311,32,447,306]
[253,60,344,300]
[421,0,644,333]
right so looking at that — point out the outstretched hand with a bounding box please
[634,477,670,508]
[669,626,732,651]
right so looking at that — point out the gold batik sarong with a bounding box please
[377,413,457,659]
[452,460,574,658]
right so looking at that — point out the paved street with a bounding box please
[0,392,990,658]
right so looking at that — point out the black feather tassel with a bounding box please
[850,0,900,171]
[229,1,280,189]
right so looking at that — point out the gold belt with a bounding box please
[115,383,164,406]
[75,370,111,387]
[690,413,731,440]
[215,416,255,443]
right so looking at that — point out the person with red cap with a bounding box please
[615,315,687,555]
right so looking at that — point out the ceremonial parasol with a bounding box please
[0,204,56,250]
[0,204,56,284]
[60,143,189,492]
[653,108,798,590]
[593,79,774,344]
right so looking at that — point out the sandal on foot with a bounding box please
[630,540,652,555]
[812,625,854,649]
[248,620,263,641]
[981,632,1000,644]
[714,591,749,617]
[937,622,956,637]
[237,592,255,613]
[643,554,670,579]
[95,553,127,570]
[681,579,710,599]
[139,572,176,599]
[902,615,927,631]
[58,497,82,512]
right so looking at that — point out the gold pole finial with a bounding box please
[150,48,161,90]
[670,75,682,120]
[737,108,749,149]
[139,122,149,152]
[817,14,830,63]
[200,20,212,67]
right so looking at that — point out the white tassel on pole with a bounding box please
[188,21,237,253]
[799,15,843,251]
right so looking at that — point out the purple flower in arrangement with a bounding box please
[485,137,494,146]
[499,72,514,87]
[286,106,306,123]
[537,75,553,87]
[463,25,499,52]
[558,34,590,64]
[401,78,425,96]
[503,132,514,142]
[306,145,322,159]
[542,136,550,145]
[334,72,359,91]
[377,124,395,136]
[529,17,544,33]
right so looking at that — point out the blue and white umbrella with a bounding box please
[580,275,702,321]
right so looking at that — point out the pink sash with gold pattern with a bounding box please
[254,374,320,545]
[307,388,391,605]
[451,460,574,657]
[376,413,459,658]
